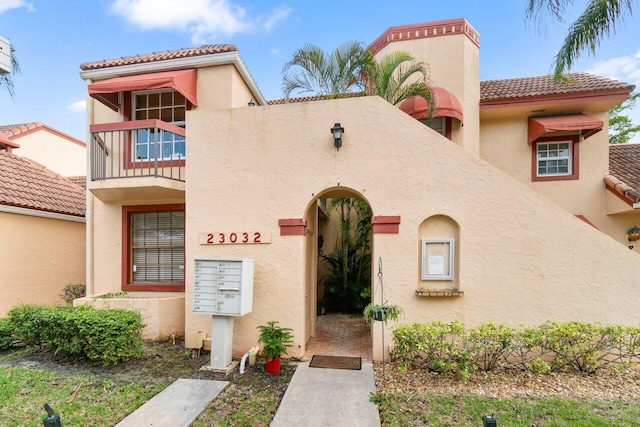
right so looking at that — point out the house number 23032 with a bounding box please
[199,232,272,245]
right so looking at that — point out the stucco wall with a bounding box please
[13,130,86,176]
[185,96,640,360]
[480,112,610,229]
[375,27,480,156]
[0,212,85,316]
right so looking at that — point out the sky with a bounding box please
[1,0,639,142]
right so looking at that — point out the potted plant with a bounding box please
[363,302,403,324]
[257,321,294,374]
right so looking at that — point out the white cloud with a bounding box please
[257,5,291,31]
[67,100,86,113]
[0,0,33,14]
[109,0,290,44]
[270,48,279,56]
[586,49,640,87]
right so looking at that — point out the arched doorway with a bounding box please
[302,187,373,361]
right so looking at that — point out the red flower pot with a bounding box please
[265,357,281,374]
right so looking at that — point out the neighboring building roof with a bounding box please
[0,122,44,137]
[80,44,238,71]
[0,122,85,147]
[480,73,634,104]
[66,176,87,189]
[606,144,640,205]
[0,151,85,217]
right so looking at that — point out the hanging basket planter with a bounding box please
[372,306,388,322]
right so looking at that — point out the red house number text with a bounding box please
[199,231,271,245]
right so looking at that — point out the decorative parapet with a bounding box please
[368,18,480,55]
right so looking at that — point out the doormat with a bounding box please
[309,355,361,370]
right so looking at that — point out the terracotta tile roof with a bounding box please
[0,151,85,217]
[267,92,367,105]
[66,176,87,189]
[268,73,633,105]
[80,44,238,71]
[480,72,634,103]
[0,122,44,137]
[606,144,640,204]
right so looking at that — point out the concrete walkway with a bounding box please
[116,378,228,427]
[271,361,381,427]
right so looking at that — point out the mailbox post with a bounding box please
[193,258,254,370]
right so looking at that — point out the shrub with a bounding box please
[391,320,640,376]
[465,322,515,371]
[392,320,466,373]
[8,304,57,345]
[60,283,86,305]
[0,317,15,349]
[8,304,145,365]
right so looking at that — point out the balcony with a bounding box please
[89,119,186,202]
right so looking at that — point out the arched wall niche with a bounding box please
[417,215,460,292]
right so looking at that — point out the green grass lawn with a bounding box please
[374,391,640,426]
[0,365,164,426]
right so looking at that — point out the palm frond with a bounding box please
[552,0,634,82]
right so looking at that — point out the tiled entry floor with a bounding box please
[304,313,373,362]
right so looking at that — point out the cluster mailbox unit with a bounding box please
[193,258,254,370]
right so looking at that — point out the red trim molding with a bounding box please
[531,135,580,182]
[575,215,599,230]
[122,204,186,292]
[279,218,307,236]
[372,215,401,234]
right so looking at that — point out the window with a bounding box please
[419,117,452,139]
[537,141,571,176]
[123,205,185,291]
[531,136,579,181]
[133,90,186,160]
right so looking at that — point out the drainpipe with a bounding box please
[239,346,258,374]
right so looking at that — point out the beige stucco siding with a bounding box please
[375,31,480,155]
[0,212,85,316]
[12,131,86,177]
[185,96,640,360]
[480,112,610,228]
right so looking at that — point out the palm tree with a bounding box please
[282,41,433,108]
[281,41,368,99]
[361,50,433,106]
[526,0,636,83]
[0,44,20,98]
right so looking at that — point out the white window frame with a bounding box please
[421,238,454,280]
[132,89,186,161]
[536,140,572,177]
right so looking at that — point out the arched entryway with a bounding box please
[302,187,373,361]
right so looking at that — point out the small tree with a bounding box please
[320,198,372,313]
[609,92,640,144]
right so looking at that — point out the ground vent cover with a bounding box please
[309,355,362,370]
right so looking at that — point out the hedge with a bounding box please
[6,304,145,365]
[392,320,640,376]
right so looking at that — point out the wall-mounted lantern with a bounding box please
[627,225,640,249]
[331,123,344,151]
[248,98,256,107]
